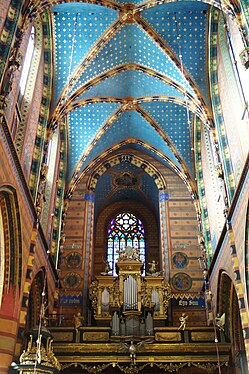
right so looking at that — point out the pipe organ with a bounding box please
[123,275,138,311]
[89,247,171,337]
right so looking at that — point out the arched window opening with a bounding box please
[216,15,249,188]
[41,128,59,232]
[226,16,249,122]
[19,26,35,97]
[107,212,145,276]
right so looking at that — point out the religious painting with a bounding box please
[63,273,82,289]
[113,172,138,187]
[172,273,192,291]
[172,252,189,268]
[65,252,82,268]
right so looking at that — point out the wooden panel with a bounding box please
[191,331,215,341]
[83,332,109,341]
[52,331,74,342]
[155,332,182,342]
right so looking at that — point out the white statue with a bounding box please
[215,313,225,331]
[117,246,140,261]
[148,260,157,274]
[146,260,162,276]
[178,313,188,330]
[74,312,84,332]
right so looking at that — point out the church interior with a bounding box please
[0,0,249,373]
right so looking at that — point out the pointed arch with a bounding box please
[217,271,248,370]
[209,7,235,203]
[88,153,166,192]
[25,269,46,331]
[0,185,22,308]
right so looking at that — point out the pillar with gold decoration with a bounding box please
[82,191,95,316]
[159,190,170,281]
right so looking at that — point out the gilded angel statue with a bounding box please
[215,313,225,331]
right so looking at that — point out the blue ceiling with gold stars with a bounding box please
[50,0,212,210]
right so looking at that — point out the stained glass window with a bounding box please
[107,212,145,276]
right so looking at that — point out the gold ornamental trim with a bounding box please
[58,354,230,364]
[60,361,229,373]
[54,342,230,355]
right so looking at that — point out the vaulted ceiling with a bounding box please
[49,0,231,215]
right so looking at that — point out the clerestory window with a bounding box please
[19,26,35,97]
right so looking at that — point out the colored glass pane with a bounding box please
[107,212,146,276]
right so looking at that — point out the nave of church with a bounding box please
[0,0,249,373]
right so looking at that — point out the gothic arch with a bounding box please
[25,269,46,331]
[217,270,233,341]
[217,271,247,371]
[0,185,22,308]
[88,153,167,192]
[94,200,159,276]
